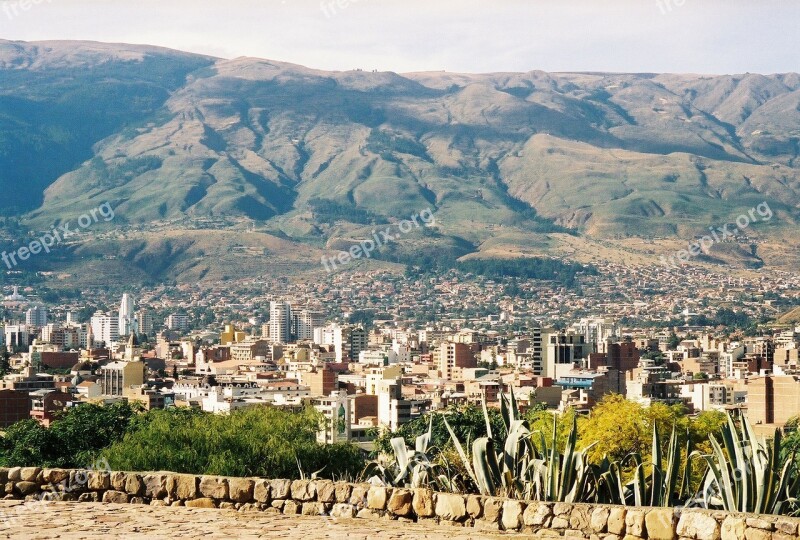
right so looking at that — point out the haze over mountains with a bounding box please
[1,39,799,282]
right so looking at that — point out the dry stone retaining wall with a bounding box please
[2,467,799,539]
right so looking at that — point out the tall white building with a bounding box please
[166,313,189,332]
[25,305,48,328]
[294,309,324,341]
[118,293,137,336]
[137,309,154,336]
[91,312,119,346]
[269,301,292,344]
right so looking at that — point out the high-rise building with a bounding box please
[294,309,325,341]
[3,325,29,350]
[438,342,476,380]
[348,327,368,361]
[543,331,592,378]
[137,309,154,337]
[165,313,189,332]
[90,312,119,346]
[118,294,137,336]
[269,301,292,344]
[25,305,48,328]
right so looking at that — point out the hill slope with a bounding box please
[2,40,800,282]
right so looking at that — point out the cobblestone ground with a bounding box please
[0,501,535,539]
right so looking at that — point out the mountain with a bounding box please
[1,40,799,283]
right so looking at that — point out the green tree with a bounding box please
[102,405,363,480]
[0,346,11,377]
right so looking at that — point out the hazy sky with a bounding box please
[1,0,798,74]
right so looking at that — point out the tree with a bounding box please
[102,405,363,480]
[0,346,11,377]
[0,402,140,467]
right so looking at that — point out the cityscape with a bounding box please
[2,1,800,538]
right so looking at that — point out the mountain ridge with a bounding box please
[1,40,799,282]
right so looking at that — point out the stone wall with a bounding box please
[2,467,799,539]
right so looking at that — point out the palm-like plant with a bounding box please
[596,424,690,507]
[696,411,800,515]
[362,415,458,490]
[443,391,596,503]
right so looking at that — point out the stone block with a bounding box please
[171,474,198,500]
[334,482,352,503]
[269,479,291,500]
[253,479,270,503]
[7,467,21,481]
[185,498,217,508]
[19,467,41,482]
[330,503,356,519]
[607,507,627,536]
[102,490,129,504]
[43,469,69,484]
[78,492,100,502]
[349,484,369,507]
[626,509,645,538]
[645,508,677,540]
[110,471,126,491]
[142,474,167,499]
[524,502,553,528]
[199,476,228,499]
[291,480,316,501]
[591,506,610,533]
[302,502,326,516]
[721,516,746,540]
[466,495,483,519]
[774,518,798,536]
[356,508,383,520]
[412,488,435,518]
[483,497,503,524]
[677,511,721,540]
[570,505,592,530]
[744,529,772,540]
[228,478,254,503]
[746,517,775,531]
[14,482,39,496]
[219,502,236,510]
[283,500,300,515]
[87,471,110,491]
[387,488,413,517]
[502,500,524,531]
[124,473,145,496]
[315,480,336,503]
[366,486,389,510]
[435,493,466,522]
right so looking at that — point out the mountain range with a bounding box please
[1,39,799,283]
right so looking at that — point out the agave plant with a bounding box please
[362,415,457,490]
[596,424,690,507]
[443,391,596,503]
[696,411,800,515]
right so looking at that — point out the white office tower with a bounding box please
[295,309,325,341]
[269,301,292,344]
[25,305,48,328]
[91,312,119,346]
[137,309,154,336]
[118,294,137,336]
